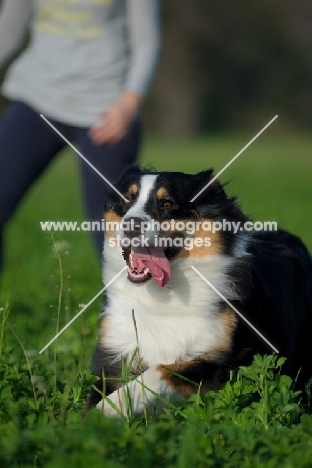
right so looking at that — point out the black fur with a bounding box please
[87,167,312,412]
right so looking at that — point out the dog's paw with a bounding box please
[95,367,174,418]
[96,389,125,418]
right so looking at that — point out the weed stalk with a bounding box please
[50,232,64,394]
[0,296,10,360]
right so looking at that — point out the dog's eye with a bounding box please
[161,200,173,209]
[123,197,131,206]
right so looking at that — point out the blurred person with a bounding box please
[0,0,160,269]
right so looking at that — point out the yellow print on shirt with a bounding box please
[66,0,111,4]
[35,0,112,38]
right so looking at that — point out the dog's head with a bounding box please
[104,165,247,287]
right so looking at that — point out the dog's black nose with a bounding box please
[122,216,147,237]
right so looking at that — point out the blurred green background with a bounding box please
[0,1,311,351]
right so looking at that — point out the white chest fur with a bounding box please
[101,240,238,366]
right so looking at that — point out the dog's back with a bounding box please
[235,229,312,382]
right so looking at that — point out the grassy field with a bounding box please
[0,130,312,466]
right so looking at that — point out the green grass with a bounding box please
[0,131,312,466]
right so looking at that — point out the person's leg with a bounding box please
[0,101,66,269]
[72,119,142,255]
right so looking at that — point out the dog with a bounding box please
[86,166,312,418]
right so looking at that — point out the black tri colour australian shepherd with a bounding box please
[86,166,312,417]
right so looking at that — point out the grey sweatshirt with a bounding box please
[0,0,160,126]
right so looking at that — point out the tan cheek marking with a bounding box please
[157,187,169,200]
[175,223,223,258]
[104,209,122,240]
[129,184,138,196]
[155,217,222,258]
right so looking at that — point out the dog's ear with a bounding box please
[191,169,246,221]
[104,165,141,207]
[193,168,214,186]
[191,168,226,201]
[190,168,230,215]
[118,164,141,181]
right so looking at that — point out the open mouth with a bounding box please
[122,244,176,287]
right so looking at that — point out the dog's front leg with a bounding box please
[97,356,230,418]
[96,365,176,418]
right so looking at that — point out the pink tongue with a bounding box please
[132,246,171,287]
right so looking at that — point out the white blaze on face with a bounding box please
[125,174,158,219]
[120,174,171,288]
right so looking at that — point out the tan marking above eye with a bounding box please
[156,187,169,199]
[174,219,223,258]
[128,184,138,196]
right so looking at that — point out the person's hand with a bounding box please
[89,91,142,145]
